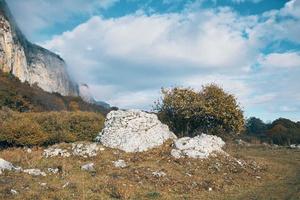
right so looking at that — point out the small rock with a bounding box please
[208,187,213,192]
[186,173,192,177]
[72,143,100,157]
[26,148,32,153]
[43,148,71,158]
[113,160,127,168]
[0,158,22,174]
[23,169,46,176]
[152,171,166,177]
[10,189,18,195]
[48,168,59,174]
[81,163,95,171]
[62,182,70,188]
[40,182,47,186]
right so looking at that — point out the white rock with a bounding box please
[81,163,95,171]
[290,144,297,149]
[26,148,32,153]
[0,158,22,174]
[171,134,226,159]
[72,143,100,157]
[23,169,46,176]
[48,168,59,174]
[10,189,18,195]
[113,160,127,168]
[62,182,70,188]
[96,110,177,152]
[43,148,71,158]
[152,171,166,177]
[40,182,47,186]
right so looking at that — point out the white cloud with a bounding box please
[259,52,300,68]
[6,0,119,40]
[39,1,300,120]
[231,0,263,4]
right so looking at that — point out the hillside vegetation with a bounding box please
[0,109,105,147]
[0,71,109,113]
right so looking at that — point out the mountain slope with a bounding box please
[0,0,78,96]
[0,70,109,113]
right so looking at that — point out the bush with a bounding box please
[0,117,47,146]
[0,109,105,147]
[154,84,245,137]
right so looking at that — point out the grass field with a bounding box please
[0,142,299,200]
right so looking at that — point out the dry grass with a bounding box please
[0,142,299,200]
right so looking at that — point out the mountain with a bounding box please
[0,0,78,96]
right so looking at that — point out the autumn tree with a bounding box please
[154,84,245,137]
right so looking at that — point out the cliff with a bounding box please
[0,0,78,96]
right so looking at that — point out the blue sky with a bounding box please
[7,0,300,122]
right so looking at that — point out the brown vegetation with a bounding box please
[0,71,109,114]
[0,109,105,146]
[155,84,245,137]
[0,142,299,199]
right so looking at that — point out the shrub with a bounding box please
[0,116,48,146]
[0,109,105,147]
[154,84,245,137]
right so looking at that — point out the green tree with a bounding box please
[246,117,267,135]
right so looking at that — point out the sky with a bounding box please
[6,0,300,122]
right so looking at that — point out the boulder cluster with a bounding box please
[97,110,226,158]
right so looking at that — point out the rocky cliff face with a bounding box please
[0,0,78,96]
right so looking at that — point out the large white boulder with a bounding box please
[96,110,177,152]
[171,134,226,159]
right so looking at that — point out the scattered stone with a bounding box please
[186,173,192,177]
[171,134,226,159]
[235,139,250,146]
[72,143,100,158]
[0,158,22,174]
[23,169,46,176]
[289,144,300,149]
[26,148,32,153]
[99,147,105,151]
[152,171,166,177]
[48,168,59,174]
[235,159,246,167]
[113,160,127,168]
[208,187,213,192]
[43,148,71,158]
[81,163,95,171]
[62,182,70,188]
[10,189,18,195]
[40,182,47,186]
[96,110,177,152]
